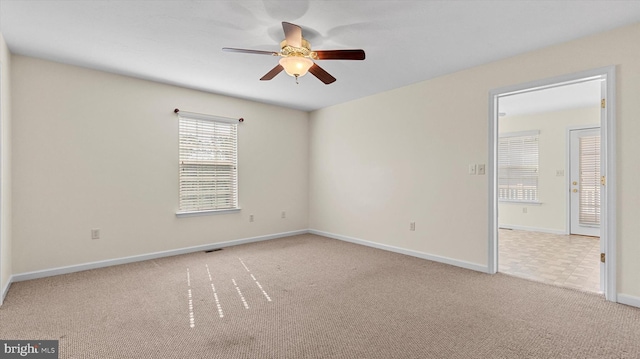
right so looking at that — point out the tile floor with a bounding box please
[498,229,601,293]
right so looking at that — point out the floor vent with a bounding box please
[204,248,223,253]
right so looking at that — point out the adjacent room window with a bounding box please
[178,112,238,213]
[579,134,601,226]
[498,130,539,202]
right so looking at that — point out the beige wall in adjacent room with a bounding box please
[498,106,600,233]
[11,55,309,274]
[0,33,12,301]
[309,23,640,298]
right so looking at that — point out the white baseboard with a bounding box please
[498,224,567,235]
[1,275,13,305]
[617,294,640,309]
[309,229,489,273]
[12,230,308,283]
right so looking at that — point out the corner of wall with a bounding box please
[0,32,13,305]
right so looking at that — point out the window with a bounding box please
[178,111,238,214]
[579,135,600,225]
[498,131,539,202]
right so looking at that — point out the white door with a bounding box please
[569,128,601,237]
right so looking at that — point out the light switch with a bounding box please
[477,164,486,175]
[468,164,477,175]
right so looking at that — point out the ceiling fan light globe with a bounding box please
[279,56,313,77]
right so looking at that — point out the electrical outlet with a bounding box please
[249,214,254,222]
[468,164,477,175]
[477,164,486,175]
[281,211,286,219]
[91,228,100,240]
[522,208,528,214]
[410,222,416,231]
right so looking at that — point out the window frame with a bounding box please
[176,111,240,216]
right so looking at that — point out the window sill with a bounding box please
[499,200,542,206]
[176,208,241,218]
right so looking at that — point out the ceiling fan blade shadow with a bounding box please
[282,22,302,48]
[263,1,309,21]
[326,22,383,44]
[308,63,336,84]
[268,25,322,46]
[222,48,279,56]
[260,64,284,81]
[315,49,365,60]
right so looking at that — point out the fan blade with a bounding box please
[315,49,366,60]
[222,47,279,56]
[282,22,302,48]
[260,65,284,81]
[308,63,336,84]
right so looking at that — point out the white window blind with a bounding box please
[498,131,539,202]
[579,135,600,226]
[178,113,238,213]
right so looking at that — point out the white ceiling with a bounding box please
[1,1,640,112]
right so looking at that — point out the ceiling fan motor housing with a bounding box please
[280,38,317,60]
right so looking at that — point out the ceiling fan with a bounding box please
[223,22,365,85]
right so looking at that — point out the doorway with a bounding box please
[488,66,616,302]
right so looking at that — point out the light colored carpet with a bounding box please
[1,234,639,358]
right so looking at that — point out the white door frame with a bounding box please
[488,66,617,302]
[0,63,3,305]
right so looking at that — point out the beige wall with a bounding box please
[11,56,309,274]
[498,106,600,233]
[309,23,640,298]
[6,23,640,301]
[0,33,12,301]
